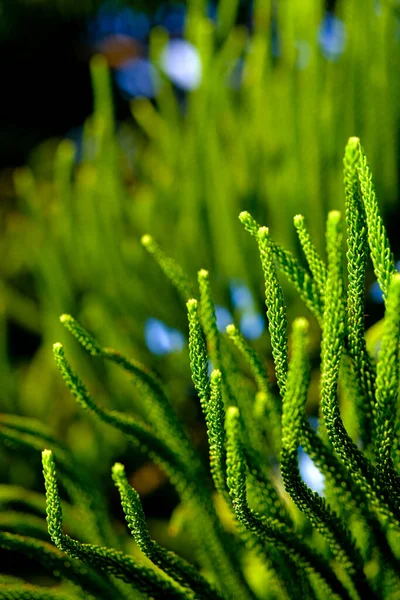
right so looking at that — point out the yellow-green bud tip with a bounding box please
[258,226,269,237]
[227,406,239,418]
[53,342,63,351]
[344,137,361,161]
[112,462,125,476]
[293,214,304,227]
[293,317,309,334]
[42,449,52,459]
[141,234,153,247]
[59,314,72,324]
[198,268,209,279]
[239,211,250,222]
[328,210,341,224]
[392,273,400,287]
[226,324,236,336]
[210,369,222,383]
[187,298,198,314]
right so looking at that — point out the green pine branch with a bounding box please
[0,584,74,600]
[320,211,400,527]
[239,211,323,321]
[356,140,396,303]
[0,531,119,599]
[293,214,327,297]
[52,342,190,492]
[54,327,254,600]
[198,269,236,406]
[42,450,196,600]
[185,298,259,600]
[256,226,289,397]
[0,410,119,548]
[281,318,374,600]
[141,234,196,301]
[60,314,200,472]
[225,323,281,455]
[112,462,223,600]
[3,134,398,599]
[207,369,228,496]
[374,273,400,493]
[343,137,377,447]
[225,406,352,600]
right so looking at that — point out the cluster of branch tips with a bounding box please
[1,137,399,599]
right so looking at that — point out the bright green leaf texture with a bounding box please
[2,138,400,598]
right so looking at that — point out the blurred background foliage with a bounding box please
[1,0,400,557]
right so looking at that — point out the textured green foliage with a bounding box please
[3,0,398,425]
[281,319,373,600]
[2,2,400,451]
[239,212,323,321]
[2,134,400,599]
[0,584,72,600]
[198,270,220,363]
[356,141,396,302]
[256,227,289,396]
[225,324,281,455]
[293,215,327,297]
[112,462,223,600]
[1,0,400,597]
[141,235,196,302]
[59,313,196,463]
[187,298,211,412]
[0,413,115,546]
[224,407,351,600]
[343,137,377,448]
[55,311,253,600]
[207,370,227,496]
[42,450,194,599]
[319,212,399,527]
[374,274,400,491]
[0,530,120,599]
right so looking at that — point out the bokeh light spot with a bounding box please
[215,306,234,333]
[115,59,159,98]
[318,14,346,60]
[229,280,254,311]
[145,318,185,355]
[298,448,325,495]
[161,40,202,91]
[240,312,265,340]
